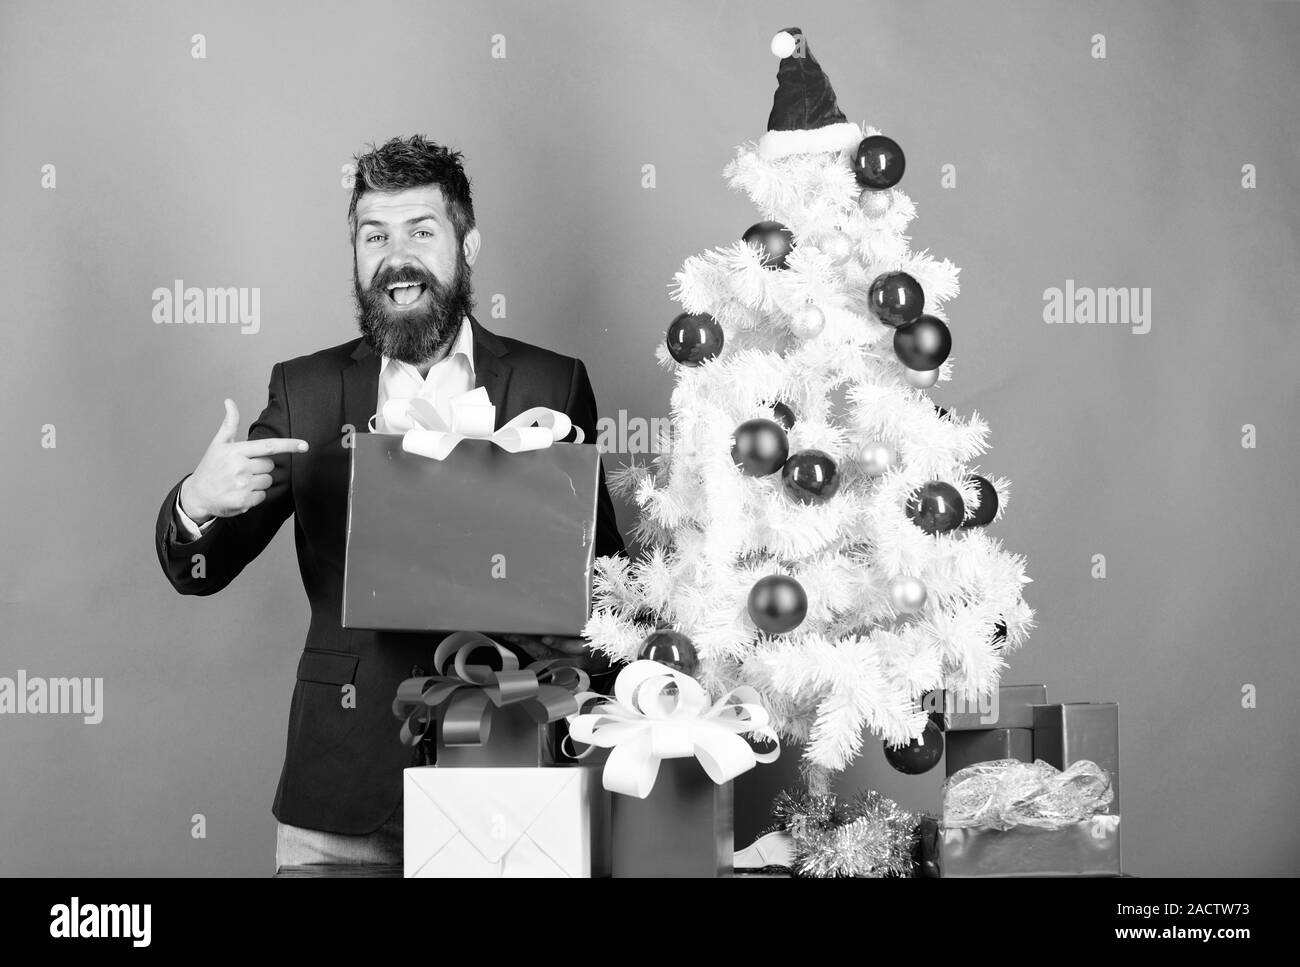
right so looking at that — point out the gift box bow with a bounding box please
[565,659,780,799]
[393,631,590,747]
[369,385,584,461]
[942,757,1115,831]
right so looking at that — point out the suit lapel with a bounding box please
[469,313,514,430]
[341,315,513,433]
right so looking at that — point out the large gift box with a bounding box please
[918,757,1121,877]
[342,391,600,634]
[918,813,1122,878]
[403,766,611,877]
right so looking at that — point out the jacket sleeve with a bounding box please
[563,357,627,560]
[154,362,297,595]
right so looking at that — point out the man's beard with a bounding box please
[354,253,475,365]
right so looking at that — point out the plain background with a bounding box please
[1,0,1297,876]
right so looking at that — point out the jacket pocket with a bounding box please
[296,647,359,685]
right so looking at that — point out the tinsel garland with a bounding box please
[766,788,918,878]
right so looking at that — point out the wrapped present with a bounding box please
[342,387,599,634]
[1032,702,1120,811]
[392,632,588,767]
[943,727,1033,776]
[919,758,1120,877]
[566,660,780,877]
[403,766,610,877]
[918,813,1121,877]
[923,684,1048,731]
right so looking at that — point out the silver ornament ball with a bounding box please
[860,440,897,477]
[790,304,826,338]
[821,231,854,265]
[889,575,927,614]
[860,189,893,217]
[903,366,940,389]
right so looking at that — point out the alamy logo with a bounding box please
[0,670,103,724]
[50,897,150,947]
[1042,280,1151,334]
[152,280,261,334]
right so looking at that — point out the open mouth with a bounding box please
[385,281,427,307]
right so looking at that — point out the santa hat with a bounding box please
[758,28,862,161]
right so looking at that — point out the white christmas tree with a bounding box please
[583,28,1034,794]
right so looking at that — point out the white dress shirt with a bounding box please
[174,316,475,541]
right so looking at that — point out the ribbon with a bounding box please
[565,660,780,799]
[392,631,590,748]
[942,758,1115,831]
[369,385,583,460]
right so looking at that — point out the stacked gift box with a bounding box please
[914,684,1122,877]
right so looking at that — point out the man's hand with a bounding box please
[178,399,308,524]
[497,634,611,677]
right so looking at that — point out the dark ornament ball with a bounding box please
[906,481,966,534]
[963,475,999,528]
[867,271,925,329]
[853,135,906,190]
[731,418,790,477]
[666,312,724,366]
[770,401,796,430]
[894,314,952,371]
[747,575,808,635]
[884,720,944,774]
[637,629,699,676]
[781,449,841,505]
[743,221,795,269]
[991,621,1009,647]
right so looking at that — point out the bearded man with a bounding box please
[153,135,625,871]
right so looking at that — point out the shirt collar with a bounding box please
[380,315,475,378]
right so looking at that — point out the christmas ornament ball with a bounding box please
[867,271,925,329]
[903,366,940,389]
[731,418,790,476]
[963,475,1000,528]
[770,401,796,430]
[906,481,966,534]
[883,720,944,774]
[889,575,927,614]
[790,304,825,338]
[894,314,952,371]
[637,629,699,676]
[747,575,808,635]
[859,189,893,217]
[821,230,854,265]
[781,449,841,504]
[770,30,798,58]
[666,312,724,366]
[853,135,906,190]
[859,440,896,477]
[743,221,795,269]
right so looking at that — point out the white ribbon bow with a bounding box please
[566,660,780,799]
[370,386,583,461]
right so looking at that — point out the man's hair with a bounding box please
[347,135,475,244]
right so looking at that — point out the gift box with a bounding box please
[394,632,588,768]
[923,684,1048,731]
[565,660,780,878]
[403,766,611,877]
[342,430,600,635]
[917,813,1122,877]
[1032,703,1120,812]
[613,758,735,878]
[944,727,1033,777]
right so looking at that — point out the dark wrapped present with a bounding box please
[393,632,588,767]
[1032,702,1120,812]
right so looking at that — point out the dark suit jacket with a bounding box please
[155,314,625,834]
